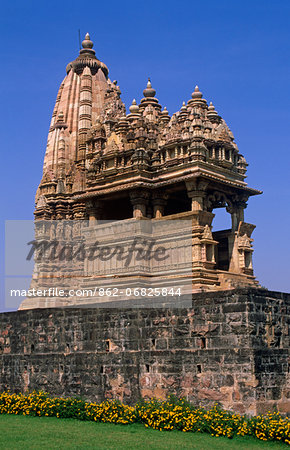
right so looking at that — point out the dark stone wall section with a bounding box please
[0,288,289,415]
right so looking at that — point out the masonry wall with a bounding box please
[0,288,289,415]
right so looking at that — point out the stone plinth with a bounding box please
[1,288,289,415]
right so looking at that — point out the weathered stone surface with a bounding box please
[19,34,264,310]
[1,288,289,415]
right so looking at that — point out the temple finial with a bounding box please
[129,99,140,114]
[160,106,170,123]
[82,32,94,49]
[192,85,203,99]
[180,101,187,113]
[143,78,156,97]
[207,101,218,118]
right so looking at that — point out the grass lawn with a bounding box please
[0,415,287,449]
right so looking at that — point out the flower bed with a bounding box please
[0,392,289,445]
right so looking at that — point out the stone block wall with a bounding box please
[0,288,289,415]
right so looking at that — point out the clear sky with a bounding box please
[1,0,289,311]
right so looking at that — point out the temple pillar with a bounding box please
[129,190,149,218]
[237,206,245,223]
[152,191,168,218]
[186,179,208,211]
[228,200,247,231]
[231,211,238,231]
[86,200,103,225]
[184,181,220,287]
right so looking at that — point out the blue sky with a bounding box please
[1,0,290,310]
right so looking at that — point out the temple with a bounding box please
[20,33,262,309]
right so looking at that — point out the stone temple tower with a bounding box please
[21,33,262,309]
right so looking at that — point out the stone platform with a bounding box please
[0,288,289,415]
